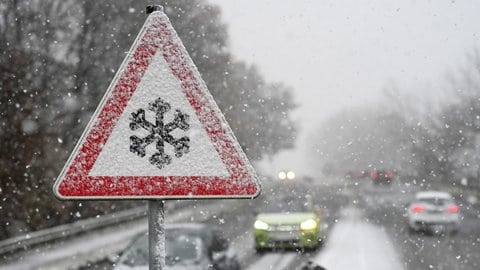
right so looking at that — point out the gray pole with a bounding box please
[148,200,165,269]
[146,6,166,270]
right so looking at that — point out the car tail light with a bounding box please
[411,204,425,213]
[386,171,393,178]
[447,205,459,213]
[370,171,378,179]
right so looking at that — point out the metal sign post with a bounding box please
[148,200,165,269]
[146,6,166,270]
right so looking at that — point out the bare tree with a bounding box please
[0,0,297,239]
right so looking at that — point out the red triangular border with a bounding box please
[54,12,260,199]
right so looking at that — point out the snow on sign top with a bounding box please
[53,10,260,200]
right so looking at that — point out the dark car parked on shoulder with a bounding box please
[113,223,241,270]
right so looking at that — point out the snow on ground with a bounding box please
[313,207,404,270]
[1,201,241,270]
[1,218,146,270]
[245,253,297,270]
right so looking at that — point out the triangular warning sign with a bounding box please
[53,10,260,200]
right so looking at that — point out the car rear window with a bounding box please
[418,197,451,206]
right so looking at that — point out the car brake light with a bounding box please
[411,204,425,213]
[447,205,458,213]
[370,171,378,179]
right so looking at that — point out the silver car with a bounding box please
[406,191,460,234]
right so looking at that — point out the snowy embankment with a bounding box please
[0,200,241,270]
[314,207,404,270]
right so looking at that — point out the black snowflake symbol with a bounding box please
[129,97,190,169]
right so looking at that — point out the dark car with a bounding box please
[370,170,394,185]
[114,223,241,270]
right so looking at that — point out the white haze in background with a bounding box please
[210,0,480,179]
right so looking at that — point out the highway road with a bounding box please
[2,178,479,270]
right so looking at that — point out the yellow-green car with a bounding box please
[253,195,324,252]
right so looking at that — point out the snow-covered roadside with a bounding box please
[0,200,244,270]
[245,252,296,270]
[313,207,404,270]
[2,216,147,270]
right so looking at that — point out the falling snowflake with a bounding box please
[129,97,190,169]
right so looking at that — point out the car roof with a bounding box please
[166,222,210,230]
[132,223,219,244]
[415,191,452,200]
[166,223,219,235]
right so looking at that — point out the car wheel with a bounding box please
[295,247,306,253]
[407,225,416,235]
[316,237,324,249]
[428,224,444,235]
[449,225,459,236]
[255,247,266,254]
[230,260,241,270]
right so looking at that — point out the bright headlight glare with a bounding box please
[254,220,269,230]
[300,219,317,230]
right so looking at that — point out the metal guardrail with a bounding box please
[0,199,226,256]
[0,205,148,255]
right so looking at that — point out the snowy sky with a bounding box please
[209,0,480,178]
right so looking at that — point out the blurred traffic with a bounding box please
[2,173,480,270]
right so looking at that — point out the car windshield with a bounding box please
[265,198,309,213]
[165,233,204,266]
[118,231,204,267]
[118,234,148,267]
[418,197,451,206]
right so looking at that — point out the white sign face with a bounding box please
[53,10,260,200]
[89,50,228,177]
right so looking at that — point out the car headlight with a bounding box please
[300,219,318,230]
[254,220,269,230]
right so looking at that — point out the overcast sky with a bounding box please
[209,0,480,178]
